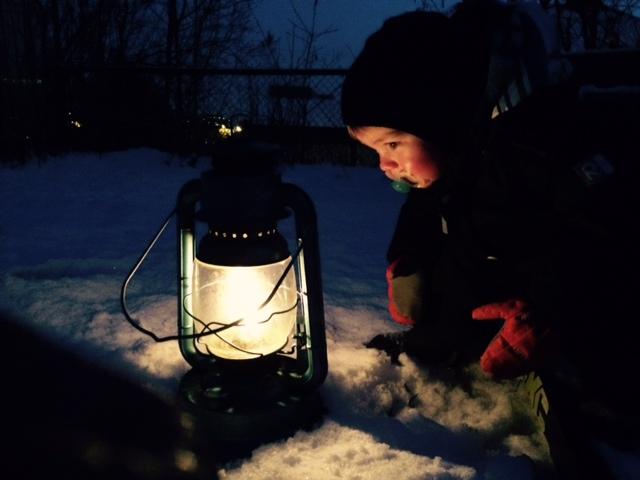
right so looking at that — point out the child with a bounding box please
[341,0,638,411]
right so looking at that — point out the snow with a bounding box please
[0,148,601,478]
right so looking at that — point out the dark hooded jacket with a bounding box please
[342,2,639,399]
[386,82,637,372]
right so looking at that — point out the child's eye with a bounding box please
[387,142,399,150]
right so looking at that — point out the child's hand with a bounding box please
[386,257,425,326]
[472,299,551,379]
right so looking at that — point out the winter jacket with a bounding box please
[387,82,638,383]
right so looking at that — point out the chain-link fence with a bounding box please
[192,69,345,128]
[1,68,376,165]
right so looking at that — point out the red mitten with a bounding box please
[472,299,549,379]
[386,257,425,326]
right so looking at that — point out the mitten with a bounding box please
[386,257,425,326]
[471,299,549,379]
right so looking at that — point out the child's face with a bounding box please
[350,127,441,189]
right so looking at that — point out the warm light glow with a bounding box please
[174,449,198,473]
[215,123,242,138]
[218,124,232,138]
[191,257,297,360]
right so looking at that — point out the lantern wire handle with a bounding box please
[198,297,301,358]
[120,208,304,344]
[183,293,300,330]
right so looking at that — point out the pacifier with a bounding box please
[391,180,411,194]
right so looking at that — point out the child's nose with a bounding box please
[379,155,399,172]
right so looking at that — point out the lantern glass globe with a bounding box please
[192,257,297,360]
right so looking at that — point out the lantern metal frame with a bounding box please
[120,141,328,421]
[175,173,328,394]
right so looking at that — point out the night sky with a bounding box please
[252,0,458,67]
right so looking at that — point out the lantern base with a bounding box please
[176,361,326,462]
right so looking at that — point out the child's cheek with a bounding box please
[413,152,440,181]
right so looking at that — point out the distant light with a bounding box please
[218,124,232,138]
[174,449,198,473]
[233,125,243,133]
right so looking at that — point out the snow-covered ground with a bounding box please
[0,148,591,479]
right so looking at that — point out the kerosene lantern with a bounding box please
[122,141,327,419]
[176,141,327,408]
